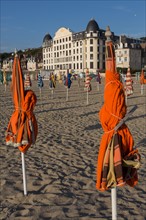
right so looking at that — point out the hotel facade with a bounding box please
[42,19,119,74]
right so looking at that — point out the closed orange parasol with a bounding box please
[140,68,146,84]
[5,52,38,195]
[96,26,140,191]
[96,27,140,219]
[6,53,38,153]
[140,68,146,95]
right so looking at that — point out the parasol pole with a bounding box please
[39,87,42,100]
[66,88,68,101]
[87,89,89,105]
[141,84,143,95]
[111,188,117,220]
[51,89,54,99]
[21,152,27,195]
[97,82,100,91]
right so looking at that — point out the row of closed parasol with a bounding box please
[4,26,141,219]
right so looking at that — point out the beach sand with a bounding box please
[0,78,146,220]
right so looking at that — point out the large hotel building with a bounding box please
[42,19,119,74]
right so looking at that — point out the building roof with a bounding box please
[43,33,52,42]
[86,19,99,33]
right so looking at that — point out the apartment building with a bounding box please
[42,19,119,74]
[115,35,143,71]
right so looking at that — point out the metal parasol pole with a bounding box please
[87,89,89,105]
[51,89,54,99]
[21,152,27,195]
[66,88,68,101]
[111,187,117,220]
[97,82,100,91]
[141,84,144,95]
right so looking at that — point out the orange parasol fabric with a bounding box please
[96,27,140,191]
[6,54,38,153]
[140,68,146,84]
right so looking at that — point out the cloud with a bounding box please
[112,5,133,13]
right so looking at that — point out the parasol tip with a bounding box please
[14,48,18,57]
[105,26,112,41]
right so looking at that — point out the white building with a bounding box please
[115,36,142,71]
[42,19,119,75]
[2,58,13,71]
[27,58,37,71]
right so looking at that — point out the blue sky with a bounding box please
[0,0,146,53]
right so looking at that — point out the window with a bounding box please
[90,54,93,59]
[90,62,93,68]
[69,64,71,69]
[90,39,93,44]
[76,42,79,46]
[124,57,127,62]
[90,46,93,52]
[80,63,82,69]
[80,48,82,53]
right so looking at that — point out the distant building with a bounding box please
[27,57,37,71]
[115,35,144,71]
[42,19,119,74]
[2,58,13,71]
[140,42,146,69]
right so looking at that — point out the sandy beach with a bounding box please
[0,77,146,220]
